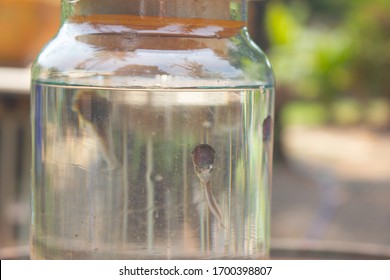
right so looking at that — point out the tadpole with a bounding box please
[191,144,224,228]
[72,90,119,169]
[262,115,273,190]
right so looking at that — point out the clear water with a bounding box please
[31,82,274,259]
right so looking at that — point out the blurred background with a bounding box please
[0,0,389,259]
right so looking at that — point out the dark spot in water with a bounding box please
[191,144,215,170]
[262,116,273,142]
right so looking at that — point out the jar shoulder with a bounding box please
[32,25,274,88]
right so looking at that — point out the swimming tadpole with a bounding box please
[191,144,224,228]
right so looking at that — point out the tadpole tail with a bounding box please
[203,181,225,229]
[95,124,121,170]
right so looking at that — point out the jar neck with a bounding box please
[61,0,248,23]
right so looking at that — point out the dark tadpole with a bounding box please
[191,144,224,228]
[262,115,273,142]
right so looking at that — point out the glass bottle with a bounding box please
[31,0,275,259]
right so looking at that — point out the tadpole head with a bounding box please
[191,144,216,175]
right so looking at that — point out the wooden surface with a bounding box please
[0,0,60,67]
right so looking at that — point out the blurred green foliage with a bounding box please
[265,0,390,127]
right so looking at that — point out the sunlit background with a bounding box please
[1,0,389,259]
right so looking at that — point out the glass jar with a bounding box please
[31,0,274,259]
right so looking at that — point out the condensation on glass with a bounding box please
[31,0,275,259]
